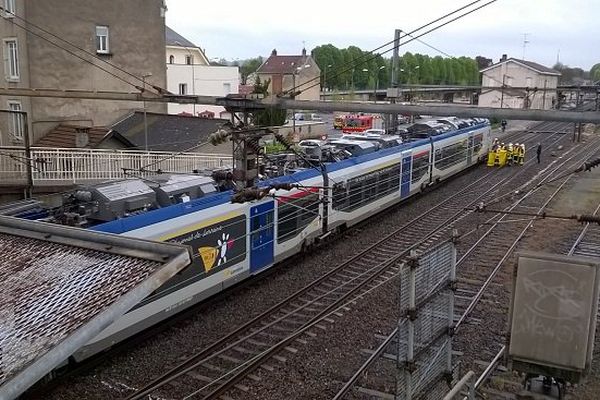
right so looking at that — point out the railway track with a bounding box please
[331,124,599,399]
[567,202,600,258]
[449,134,600,397]
[24,124,548,400]
[122,128,571,400]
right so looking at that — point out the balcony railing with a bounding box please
[0,147,233,186]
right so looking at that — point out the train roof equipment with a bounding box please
[340,134,403,149]
[326,139,379,157]
[0,216,191,400]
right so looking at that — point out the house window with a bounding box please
[3,39,19,81]
[185,55,193,65]
[4,0,15,17]
[178,83,187,95]
[8,101,23,140]
[96,25,109,54]
[223,83,231,94]
[169,55,174,64]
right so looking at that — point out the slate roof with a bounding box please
[257,55,310,75]
[34,124,132,148]
[111,112,229,152]
[165,26,198,48]
[480,58,561,76]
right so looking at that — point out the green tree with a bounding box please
[239,57,264,84]
[251,76,286,126]
[591,63,600,81]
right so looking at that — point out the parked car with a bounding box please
[363,128,386,135]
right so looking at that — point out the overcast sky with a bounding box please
[166,0,598,70]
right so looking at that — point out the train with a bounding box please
[24,117,492,361]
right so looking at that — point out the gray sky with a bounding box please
[166,0,598,70]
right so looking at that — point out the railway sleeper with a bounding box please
[245,338,270,347]
[272,355,287,363]
[217,354,242,364]
[185,371,212,383]
[232,346,259,356]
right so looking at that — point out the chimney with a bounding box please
[302,48,307,56]
[501,54,507,62]
[271,48,277,56]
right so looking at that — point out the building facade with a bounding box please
[0,0,167,146]
[256,48,321,101]
[165,27,239,118]
[479,56,560,110]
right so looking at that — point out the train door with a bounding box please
[400,151,412,198]
[467,134,474,165]
[250,202,274,273]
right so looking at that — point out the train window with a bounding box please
[332,183,348,210]
[277,193,320,243]
[435,141,467,170]
[333,163,401,212]
[473,134,483,153]
[412,152,430,183]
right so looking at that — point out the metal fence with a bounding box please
[397,241,456,400]
[0,146,233,186]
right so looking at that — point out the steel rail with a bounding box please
[199,135,574,399]
[124,129,568,400]
[568,202,600,256]
[124,153,522,399]
[124,166,500,400]
[455,137,600,329]
[330,126,586,399]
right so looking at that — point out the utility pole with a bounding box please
[22,111,32,198]
[542,79,547,109]
[522,33,530,60]
[142,73,152,151]
[500,74,506,109]
[390,29,401,134]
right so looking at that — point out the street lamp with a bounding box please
[374,65,386,103]
[292,64,311,139]
[362,68,370,92]
[141,72,152,152]
[323,64,332,92]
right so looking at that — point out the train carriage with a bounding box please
[27,118,491,361]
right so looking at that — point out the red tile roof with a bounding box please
[257,55,308,75]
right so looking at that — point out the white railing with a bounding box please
[0,147,233,186]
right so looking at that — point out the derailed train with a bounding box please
[37,118,492,360]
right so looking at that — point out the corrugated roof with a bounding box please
[111,112,229,152]
[34,124,130,148]
[0,216,191,400]
[165,26,198,48]
[257,55,309,74]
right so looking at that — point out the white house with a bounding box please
[479,55,560,110]
[165,27,239,118]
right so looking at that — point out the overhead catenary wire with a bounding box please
[282,0,487,96]
[285,0,497,97]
